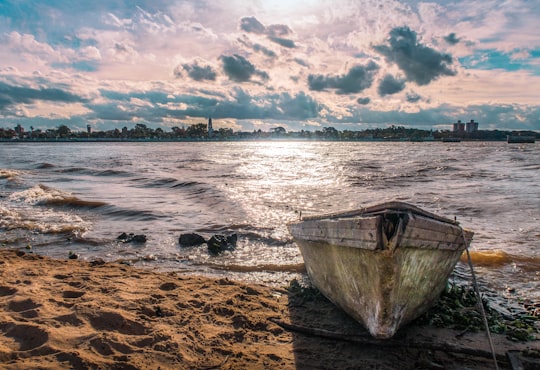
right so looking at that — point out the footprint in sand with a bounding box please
[7,298,41,319]
[87,311,147,336]
[62,290,86,299]
[0,286,18,296]
[1,323,49,351]
[89,335,136,356]
[159,282,177,291]
[53,313,84,327]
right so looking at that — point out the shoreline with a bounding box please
[1,137,536,143]
[1,249,538,369]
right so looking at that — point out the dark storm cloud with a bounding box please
[89,104,137,121]
[92,86,319,122]
[238,37,277,58]
[220,54,269,82]
[252,43,277,57]
[406,92,421,102]
[0,81,85,109]
[308,61,379,94]
[378,74,405,96]
[266,24,292,37]
[444,33,460,45]
[239,16,296,49]
[268,36,296,48]
[240,16,266,34]
[99,89,171,104]
[373,27,456,85]
[209,89,320,120]
[175,62,217,81]
[294,58,309,67]
[357,97,370,105]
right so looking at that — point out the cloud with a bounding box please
[378,74,406,96]
[220,54,269,82]
[374,27,456,85]
[0,81,85,110]
[175,61,217,81]
[237,37,277,58]
[1,1,539,132]
[268,36,296,49]
[357,97,370,105]
[86,86,320,124]
[239,16,296,49]
[406,92,422,102]
[267,24,291,36]
[294,58,309,67]
[240,16,266,34]
[444,33,460,45]
[251,43,277,57]
[202,89,321,121]
[308,61,379,94]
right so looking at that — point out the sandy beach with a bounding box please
[0,249,538,369]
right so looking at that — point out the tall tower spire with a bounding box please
[208,117,213,138]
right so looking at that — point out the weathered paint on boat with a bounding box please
[288,201,473,339]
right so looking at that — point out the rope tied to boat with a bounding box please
[462,228,499,370]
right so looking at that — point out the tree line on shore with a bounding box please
[0,122,537,141]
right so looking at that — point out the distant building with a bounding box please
[453,119,478,133]
[14,124,24,138]
[87,124,92,135]
[453,120,465,133]
[466,119,478,133]
[207,117,213,138]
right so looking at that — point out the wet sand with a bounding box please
[0,249,537,369]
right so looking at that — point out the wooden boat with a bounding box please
[288,201,473,339]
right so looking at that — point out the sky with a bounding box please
[1,0,539,133]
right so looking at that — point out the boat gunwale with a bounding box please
[296,201,459,226]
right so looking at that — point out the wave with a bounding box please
[8,184,107,208]
[96,169,132,177]
[35,162,55,169]
[0,169,23,181]
[59,167,88,173]
[61,167,133,177]
[0,205,89,234]
[100,206,161,221]
[171,181,201,188]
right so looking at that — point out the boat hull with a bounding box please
[289,202,473,339]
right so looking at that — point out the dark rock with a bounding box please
[117,232,146,243]
[179,233,206,247]
[117,232,130,241]
[68,252,79,260]
[207,233,237,255]
[131,234,147,243]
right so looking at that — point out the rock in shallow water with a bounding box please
[178,233,206,247]
[117,232,147,244]
[207,234,237,255]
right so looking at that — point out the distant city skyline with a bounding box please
[1,0,539,133]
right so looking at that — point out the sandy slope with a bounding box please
[0,249,536,369]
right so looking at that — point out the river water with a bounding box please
[1,141,538,303]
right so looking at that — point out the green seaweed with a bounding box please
[287,279,539,342]
[415,283,539,342]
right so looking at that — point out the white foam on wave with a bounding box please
[0,200,90,235]
[8,184,72,205]
[0,168,23,181]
